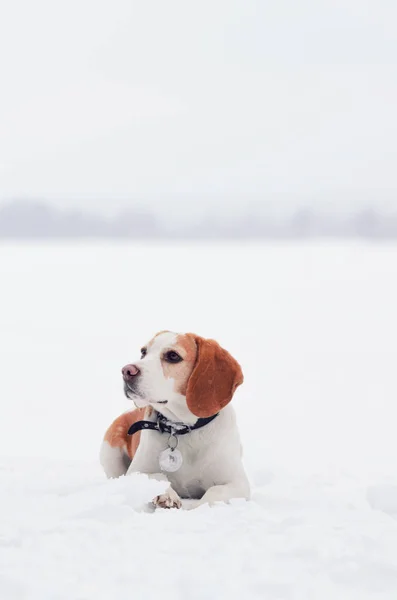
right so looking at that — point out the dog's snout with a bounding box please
[122,364,140,381]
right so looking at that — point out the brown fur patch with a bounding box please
[104,407,151,460]
[160,333,198,395]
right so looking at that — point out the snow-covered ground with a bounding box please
[1,241,397,599]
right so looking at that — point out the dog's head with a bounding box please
[122,331,243,424]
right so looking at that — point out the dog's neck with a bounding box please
[152,400,198,426]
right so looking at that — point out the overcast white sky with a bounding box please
[0,0,396,217]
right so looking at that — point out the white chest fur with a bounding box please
[127,405,247,500]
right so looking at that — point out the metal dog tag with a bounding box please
[159,448,183,473]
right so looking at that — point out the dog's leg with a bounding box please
[152,486,182,509]
[126,441,182,509]
[100,440,131,478]
[100,409,145,478]
[189,479,250,509]
[145,472,182,509]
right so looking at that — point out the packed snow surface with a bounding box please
[1,241,397,599]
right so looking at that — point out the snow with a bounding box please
[1,241,397,599]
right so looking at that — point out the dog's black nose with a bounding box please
[122,364,140,381]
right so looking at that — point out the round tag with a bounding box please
[159,448,183,473]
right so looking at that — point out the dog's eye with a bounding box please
[164,351,182,363]
[140,348,147,359]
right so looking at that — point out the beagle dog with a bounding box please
[100,331,250,509]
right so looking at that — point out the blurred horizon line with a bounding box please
[0,198,397,240]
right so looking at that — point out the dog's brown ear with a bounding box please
[186,335,243,418]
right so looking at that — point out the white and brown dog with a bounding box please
[100,331,250,509]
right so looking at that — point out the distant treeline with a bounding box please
[0,199,396,239]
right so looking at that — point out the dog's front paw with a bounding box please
[152,489,182,509]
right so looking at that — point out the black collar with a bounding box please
[128,411,218,437]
